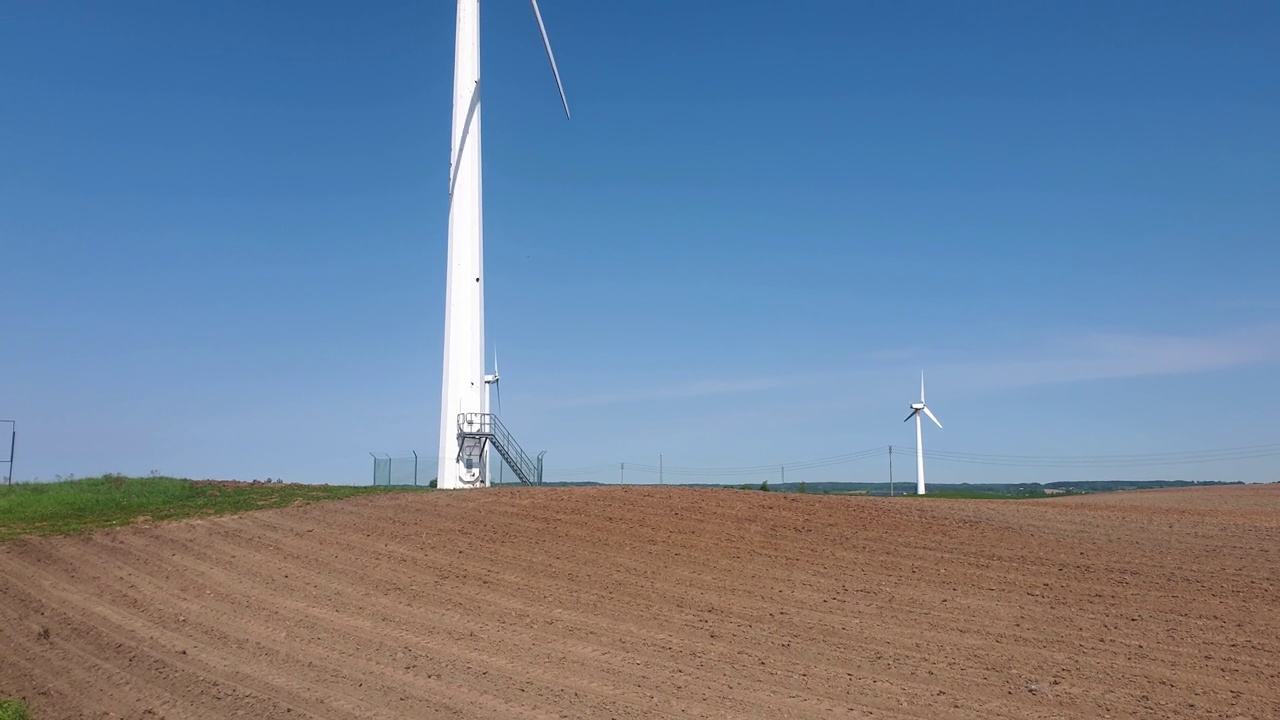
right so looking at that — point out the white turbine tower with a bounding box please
[437,0,570,490]
[903,373,942,495]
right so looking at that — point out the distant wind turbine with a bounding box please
[484,349,500,419]
[904,373,942,495]
[438,0,570,490]
[484,349,500,484]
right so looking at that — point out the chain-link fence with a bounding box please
[370,453,437,487]
[371,451,528,487]
[1,420,14,486]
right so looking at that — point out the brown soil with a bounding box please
[2,485,1278,719]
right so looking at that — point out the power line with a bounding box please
[917,447,1280,468]
[542,441,1280,479]
[617,447,887,477]
[919,442,1280,462]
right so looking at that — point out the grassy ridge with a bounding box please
[0,476,422,542]
[0,699,33,720]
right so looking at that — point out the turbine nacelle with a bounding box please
[904,405,941,428]
[905,373,941,428]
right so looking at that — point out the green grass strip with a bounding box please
[0,699,34,720]
[0,476,424,542]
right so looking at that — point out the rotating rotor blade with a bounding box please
[529,0,571,119]
[922,405,942,429]
[904,410,918,423]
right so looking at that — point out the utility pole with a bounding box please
[888,445,894,496]
[3,421,13,486]
[659,454,664,485]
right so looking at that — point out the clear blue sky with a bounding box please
[3,1,1278,485]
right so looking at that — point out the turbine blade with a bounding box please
[923,405,942,429]
[530,0,571,119]
[920,371,926,403]
[904,410,917,423]
[495,379,502,416]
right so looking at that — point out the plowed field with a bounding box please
[2,485,1278,719]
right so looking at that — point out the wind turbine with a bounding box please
[437,0,570,490]
[484,349,501,419]
[904,373,942,495]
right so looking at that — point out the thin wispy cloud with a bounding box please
[1217,298,1280,312]
[945,325,1280,390]
[547,374,803,409]
[858,346,923,363]
[540,327,1278,409]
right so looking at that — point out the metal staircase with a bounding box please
[456,413,542,486]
